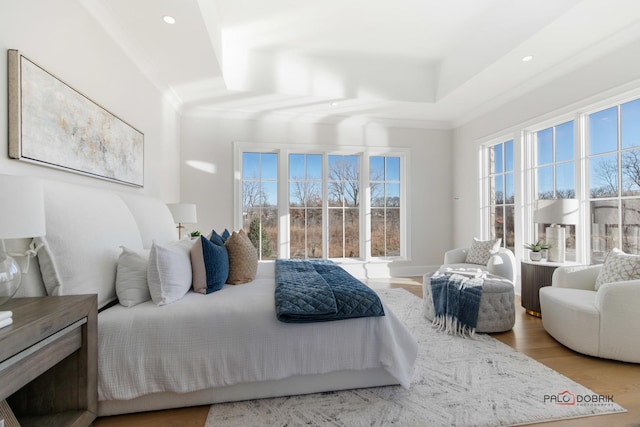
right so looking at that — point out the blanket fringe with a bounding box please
[432,315,476,338]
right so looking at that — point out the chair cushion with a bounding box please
[465,238,501,265]
[540,287,600,356]
[595,248,640,290]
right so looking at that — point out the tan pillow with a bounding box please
[225,229,258,284]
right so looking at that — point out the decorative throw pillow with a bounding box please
[191,235,229,294]
[225,229,259,284]
[115,247,151,307]
[465,238,501,265]
[147,238,195,306]
[210,229,231,246]
[595,248,640,290]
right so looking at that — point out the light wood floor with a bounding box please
[94,277,640,427]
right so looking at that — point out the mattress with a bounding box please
[97,262,418,402]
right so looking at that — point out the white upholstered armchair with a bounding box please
[539,264,640,363]
[442,247,517,284]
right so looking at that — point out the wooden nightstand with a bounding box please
[521,261,565,317]
[0,295,97,427]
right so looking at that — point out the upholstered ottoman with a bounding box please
[422,272,515,333]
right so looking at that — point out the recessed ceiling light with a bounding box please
[163,15,176,24]
[331,102,339,106]
[522,55,534,62]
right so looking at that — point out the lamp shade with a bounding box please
[533,199,579,225]
[167,203,197,224]
[0,174,46,239]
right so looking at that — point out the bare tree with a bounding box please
[243,179,266,209]
[591,157,618,197]
[328,161,360,207]
[622,150,640,194]
[291,180,321,207]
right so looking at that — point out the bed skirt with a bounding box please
[98,368,397,416]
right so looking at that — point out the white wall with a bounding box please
[180,113,452,277]
[451,37,640,249]
[0,0,181,199]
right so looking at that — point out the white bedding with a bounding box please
[98,263,418,402]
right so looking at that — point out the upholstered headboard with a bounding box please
[18,180,177,309]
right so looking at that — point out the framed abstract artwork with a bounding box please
[8,49,144,187]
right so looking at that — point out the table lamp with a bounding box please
[0,174,46,307]
[533,199,579,263]
[167,203,197,239]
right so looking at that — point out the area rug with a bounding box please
[205,288,626,427]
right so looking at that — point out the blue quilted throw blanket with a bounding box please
[430,272,483,337]
[275,259,385,323]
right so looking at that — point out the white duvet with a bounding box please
[98,263,418,401]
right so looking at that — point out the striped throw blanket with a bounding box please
[430,272,483,337]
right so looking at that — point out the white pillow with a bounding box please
[147,238,195,306]
[465,238,501,265]
[595,248,640,290]
[116,247,151,307]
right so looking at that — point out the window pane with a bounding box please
[261,153,278,180]
[590,200,619,262]
[621,98,640,149]
[386,183,400,207]
[307,155,322,179]
[345,209,360,258]
[621,149,640,196]
[494,206,504,243]
[555,121,574,162]
[385,208,400,256]
[555,163,575,198]
[371,182,384,207]
[504,205,514,251]
[386,157,400,181]
[262,181,277,206]
[290,181,321,206]
[329,209,344,258]
[537,166,553,199]
[289,208,305,259]
[289,154,304,180]
[494,175,504,204]
[307,208,322,258]
[590,106,618,155]
[493,144,503,174]
[505,172,514,204]
[622,199,640,254]
[590,154,618,198]
[537,127,553,165]
[371,209,384,257]
[242,153,259,179]
[505,140,514,172]
[370,156,384,180]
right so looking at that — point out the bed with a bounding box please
[16,178,418,416]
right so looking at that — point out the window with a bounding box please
[488,140,514,251]
[242,152,278,260]
[238,146,406,261]
[533,121,576,261]
[289,154,323,258]
[588,98,640,262]
[370,156,401,256]
[328,155,360,258]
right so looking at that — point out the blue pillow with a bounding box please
[191,235,229,294]
[211,229,231,246]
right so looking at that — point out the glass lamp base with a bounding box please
[0,255,22,306]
